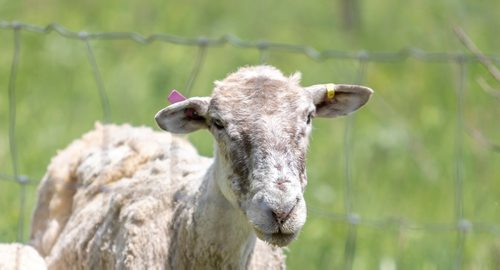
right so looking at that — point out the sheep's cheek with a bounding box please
[216,175,239,207]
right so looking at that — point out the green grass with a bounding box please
[1,0,499,269]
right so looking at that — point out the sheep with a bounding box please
[0,243,47,270]
[29,65,373,269]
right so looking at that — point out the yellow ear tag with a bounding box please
[326,83,336,100]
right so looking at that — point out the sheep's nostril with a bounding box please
[271,198,299,225]
[272,210,288,225]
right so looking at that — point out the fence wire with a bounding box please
[1,21,500,269]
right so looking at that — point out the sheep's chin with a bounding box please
[253,228,298,247]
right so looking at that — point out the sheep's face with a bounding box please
[207,70,312,247]
[155,65,373,247]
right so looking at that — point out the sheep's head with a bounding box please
[155,65,372,247]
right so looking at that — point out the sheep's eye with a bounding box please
[212,118,225,130]
[306,112,314,125]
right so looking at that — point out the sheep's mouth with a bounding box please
[253,228,298,247]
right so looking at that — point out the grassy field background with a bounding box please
[1,0,499,269]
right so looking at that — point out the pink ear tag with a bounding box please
[168,89,187,104]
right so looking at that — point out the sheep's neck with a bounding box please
[173,152,256,269]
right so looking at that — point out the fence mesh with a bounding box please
[1,21,499,269]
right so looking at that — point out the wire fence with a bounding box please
[1,21,500,269]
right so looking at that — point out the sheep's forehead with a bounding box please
[210,66,310,122]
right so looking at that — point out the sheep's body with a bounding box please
[0,243,47,270]
[30,123,284,269]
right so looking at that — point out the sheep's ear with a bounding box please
[305,84,373,118]
[155,97,211,133]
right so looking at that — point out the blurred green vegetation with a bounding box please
[1,0,499,269]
